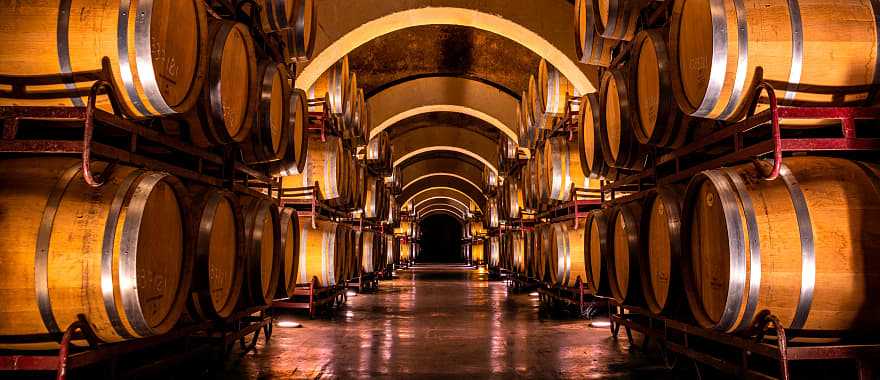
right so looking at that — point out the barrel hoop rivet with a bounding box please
[117,0,151,116]
[101,170,144,339]
[777,162,815,330]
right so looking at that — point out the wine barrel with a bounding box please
[0,158,191,347]
[485,198,500,228]
[592,0,643,41]
[575,0,618,66]
[309,55,349,115]
[683,157,880,332]
[186,20,258,148]
[0,0,208,118]
[341,71,359,137]
[246,0,290,33]
[506,180,524,219]
[489,237,501,268]
[511,232,526,274]
[543,136,601,202]
[528,75,554,131]
[297,217,338,287]
[600,69,646,170]
[349,88,369,145]
[670,0,880,122]
[584,210,612,296]
[578,94,613,179]
[269,88,309,177]
[526,229,538,278]
[549,222,589,288]
[400,240,412,263]
[499,136,519,167]
[362,231,375,273]
[286,0,316,62]
[189,187,245,321]
[483,166,499,192]
[632,30,691,149]
[275,208,300,299]
[472,241,485,264]
[532,59,576,125]
[281,135,346,201]
[364,176,383,219]
[240,196,281,306]
[343,227,357,281]
[608,203,644,306]
[366,131,391,166]
[640,186,685,316]
[519,91,537,147]
[535,143,550,203]
[241,61,291,164]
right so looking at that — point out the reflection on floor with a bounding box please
[224,264,673,379]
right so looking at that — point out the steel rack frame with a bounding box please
[601,81,880,202]
[271,277,348,319]
[536,279,606,318]
[0,61,276,196]
[608,303,878,380]
[347,271,380,293]
[0,306,273,380]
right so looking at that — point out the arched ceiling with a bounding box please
[400,156,483,191]
[418,204,467,219]
[412,191,473,212]
[394,147,497,175]
[390,124,499,170]
[350,26,536,96]
[401,182,485,212]
[295,2,598,94]
[368,76,518,141]
[414,196,469,212]
[419,208,466,221]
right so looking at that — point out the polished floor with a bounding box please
[225,264,671,379]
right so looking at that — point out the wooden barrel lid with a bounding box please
[207,194,238,313]
[258,206,276,296]
[611,209,630,298]
[268,67,286,152]
[134,179,185,329]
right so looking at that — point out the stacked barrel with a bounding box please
[0,0,324,348]
[566,0,880,335]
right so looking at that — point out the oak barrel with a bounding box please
[584,210,612,296]
[600,69,646,170]
[0,158,192,347]
[281,135,346,201]
[609,203,644,305]
[543,136,600,202]
[240,196,281,306]
[640,186,685,316]
[683,157,880,332]
[550,222,589,288]
[276,207,301,299]
[269,88,309,177]
[297,217,339,287]
[0,0,208,118]
[669,0,880,121]
[188,187,245,320]
[308,55,349,115]
[241,61,291,164]
[575,0,618,66]
[362,231,376,274]
[286,0,316,62]
[186,20,258,148]
[532,59,575,128]
[591,0,643,41]
[578,94,613,179]
[632,29,691,148]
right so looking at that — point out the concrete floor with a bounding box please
[224,264,674,379]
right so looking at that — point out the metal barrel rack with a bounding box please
[597,81,880,379]
[536,278,607,319]
[0,306,273,380]
[272,278,348,319]
[347,271,380,293]
[608,303,879,380]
